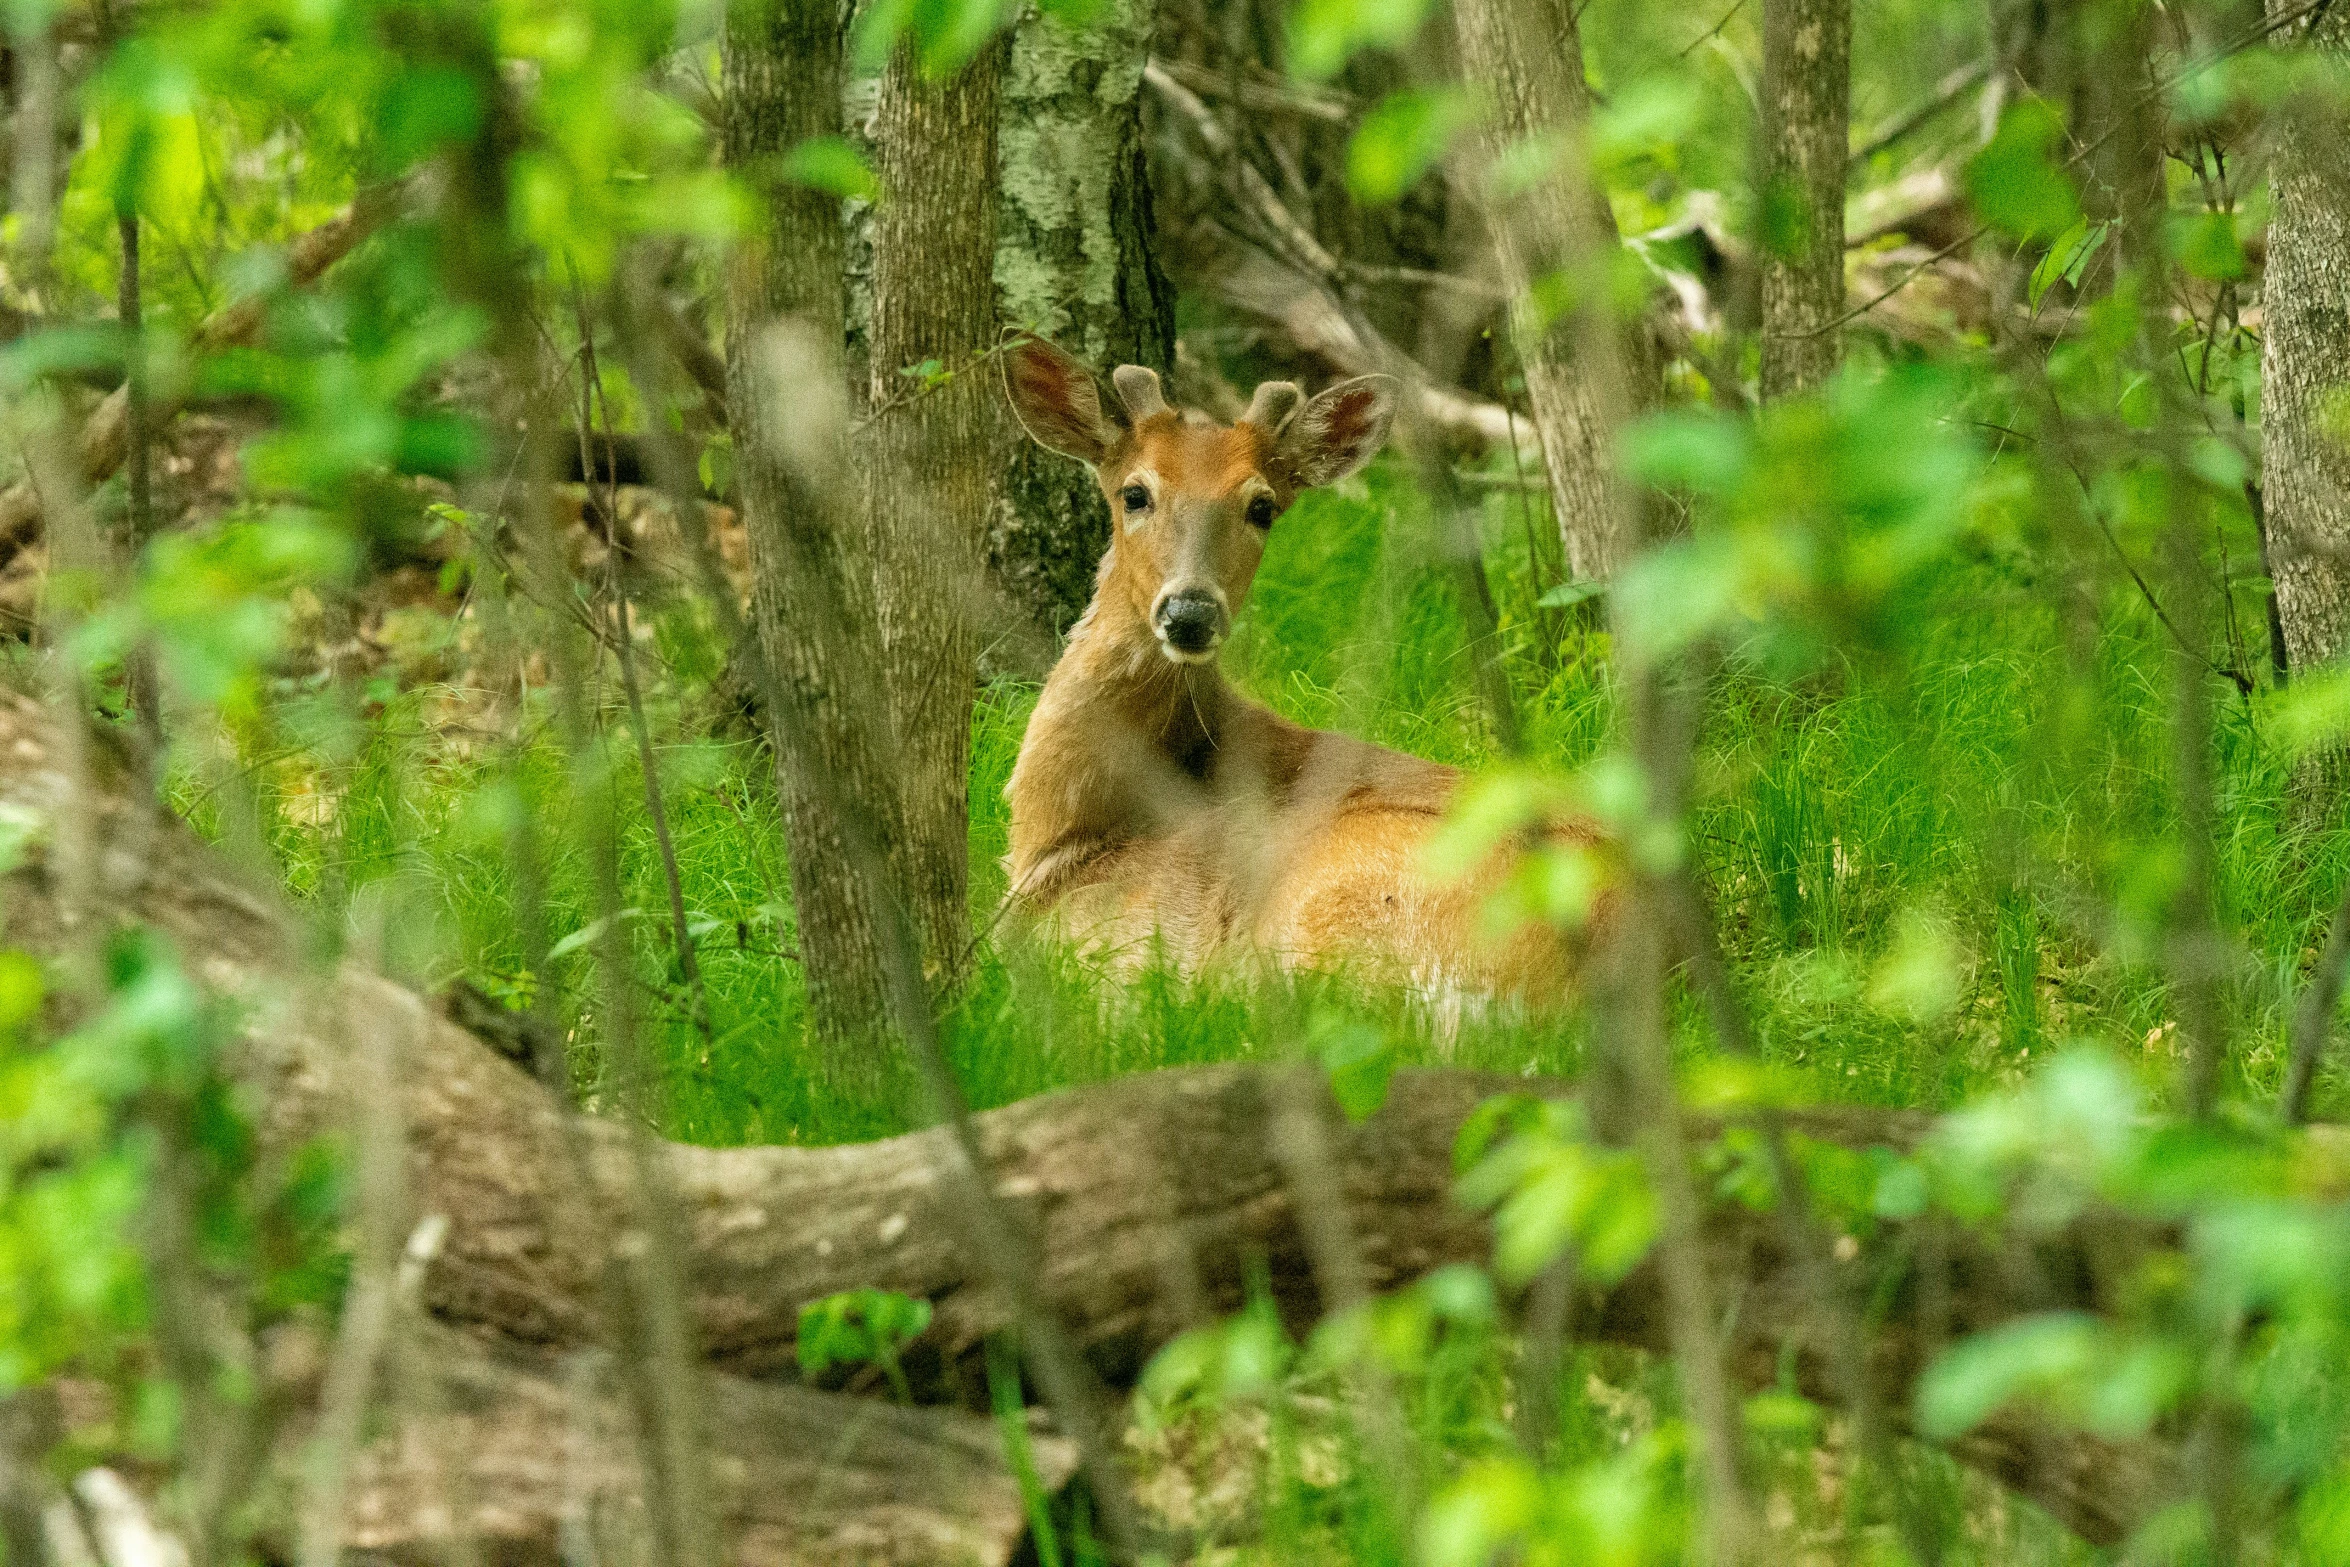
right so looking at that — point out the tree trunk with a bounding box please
[2263,1,2350,687]
[862,41,1005,975]
[722,0,916,1067]
[1450,0,1639,582]
[1757,0,1850,398]
[990,0,1175,651]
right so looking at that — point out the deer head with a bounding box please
[1004,337,1399,664]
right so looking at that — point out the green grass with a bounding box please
[201,457,2350,1153]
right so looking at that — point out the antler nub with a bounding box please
[1243,380,1303,433]
[1111,365,1170,422]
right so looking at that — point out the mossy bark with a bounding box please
[722,0,915,1068]
[1757,0,1850,399]
[863,39,1005,976]
[2264,2,2350,684]
[849,2,1172,656]
[992,0,1174,648]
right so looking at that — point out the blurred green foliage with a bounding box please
[4,0,2349,1560]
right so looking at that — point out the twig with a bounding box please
[1676,0,1749,58]
[851,338,1025,432]
[1815,1,2336,339]
[0,182,411,555]
[1147,56,1356,123]
[298,983,422,1567]
[570,276,714,1050]
[1799,222,1985,337]
[1143,62,1349,285]
[1267,1067,1424,1532]
[2281,877,2350,1124]
[1667,869,1946,1566]
[117,210,162,746]
[1848,57,1992,168]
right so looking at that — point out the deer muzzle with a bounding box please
[1152,588,1228,661]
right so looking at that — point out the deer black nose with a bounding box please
[1153,590,1227,655]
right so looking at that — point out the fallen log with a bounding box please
[262,1320,1075,1567]
[0,684,2187,1548]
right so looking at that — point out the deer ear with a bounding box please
[1275,375,1400,489]
[1242,380,1303,434]
[1110,364,1169,422]
[1004,337,1118,465]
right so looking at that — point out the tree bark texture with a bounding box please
[1758,0,1851,399]
[2264,0,2350,678]
[1450,0,1639,582]
[722,0,915,1065]
[0,680,2242,1553]
[862,41,1004,975]
[990,0,1176,649]
[844,5,1173,660]
[265,1319,1075,1567]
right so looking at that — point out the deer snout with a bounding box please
[1151,587,1228,661]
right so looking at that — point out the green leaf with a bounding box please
[1866,908,1965,1023]
[379,65,484,165]
[1916,1314,2101,1439]
[1312,1013,1396,1122]
[2169,207,2247,281]
[1419,1457,1541,1567]
[851,0,1009,76]
[0,950,43,1033]
[1347,88,1473,205]
[1965,100,2081,240]
[1744,1389,1824,1442]
[1536,578,1606,610]
[795,1288,933,1386]
[1287,0,1431,81]
[548,908,649,962]
[1620,409,1749,494]
[2028,218,2110,310]
[780,136,880,202]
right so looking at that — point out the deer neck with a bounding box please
[1047,573,1236,772]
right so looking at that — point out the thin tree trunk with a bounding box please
[721,0,915,1066]
[862,40,1005,976]
[1758,0,1851,398]
[990,0,1175,650]
[1451,0,1641,582]
[2263,2,2350,701]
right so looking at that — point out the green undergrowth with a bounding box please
[162,456,2350,1564]
[198,459,2350,1153]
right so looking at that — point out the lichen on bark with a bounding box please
[989,0,1173,653]
[846,0,1173,657]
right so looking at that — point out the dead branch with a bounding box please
[0,184,407,558]
[1143,63,1530,455]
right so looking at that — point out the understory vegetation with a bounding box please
[214,451,2339,1148]
[10,0,2350,1562]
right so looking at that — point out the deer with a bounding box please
[997,335,1595,1004]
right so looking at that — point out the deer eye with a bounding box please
[1245,494,1276,530]
[1120,484,1151,513]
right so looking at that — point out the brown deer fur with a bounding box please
[1000,337,1589,1002]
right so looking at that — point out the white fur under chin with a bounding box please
[1157,638,1221,665]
